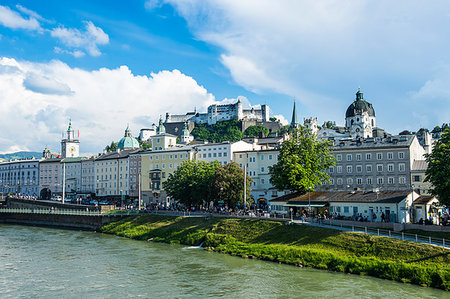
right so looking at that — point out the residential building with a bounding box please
[320,135,427,192]
[0,158,40,196]
[39,158,62,196]
[196,140,258,165]
[61,157,84,195]
[128,152,142,199]
[410,160,432,195]
[81,157,96,194]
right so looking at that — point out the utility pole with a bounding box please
[138,172,141,210]
[243,164,247,213]
[62,162,66,204]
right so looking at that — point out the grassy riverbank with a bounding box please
[100,215,450,290]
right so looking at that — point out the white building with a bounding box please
[0,158,40,196]
[196,140,259,165]
[39,158,62,196]
[81,157,96,194]
[165,99,270,125]
[61,157,83,195]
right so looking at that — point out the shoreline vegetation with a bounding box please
[100,215,450,291]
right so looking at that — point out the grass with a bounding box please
[100,215,450,290]
[402,229,450,240]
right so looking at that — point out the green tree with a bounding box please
[269,117,277,122]
[163,160,221,207]
[138,139,151,150]
[105,141,118,152]
[269,126,335,192]
[191,120,244,142]
[210,162,252,208]
[244,125,269,137]
[425,128,450,206]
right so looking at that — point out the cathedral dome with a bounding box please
[345,88,375,118]
[118,125,140,149]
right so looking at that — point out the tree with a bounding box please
[163,160,221,207]
[425,128,450,206]
[138,139,151,150]
[210,162,252,208]
[244,125,269,138]
[269,126,335,192]
[269,117,277,122]
[104,141,118,152]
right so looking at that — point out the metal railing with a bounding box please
[313,218,450,249]
[0,208,101,216]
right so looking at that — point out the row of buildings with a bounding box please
[0,89,439,222]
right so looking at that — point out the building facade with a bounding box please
[0,159,40,196]
[39,158,62,196]
[61,120,80,158]
[81,157,96,194]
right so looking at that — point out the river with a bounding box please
[0,225,447,298]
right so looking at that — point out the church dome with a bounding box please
[345,88,375,118]
[118,125,140,149]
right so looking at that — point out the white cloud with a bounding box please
[15,4,47,23]
[145,0,164,10]
[51,21,109,57]
[0,57,215,154]
[273,114,289,126]
[0,5,41,32]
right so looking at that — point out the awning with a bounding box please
[285,202,327,208]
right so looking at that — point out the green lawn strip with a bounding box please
[100,215,450,290]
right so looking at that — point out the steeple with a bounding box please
[156,115,166,134]
[67,118,74,141]
[124,123,132,137]
[356,86,363,101]
[290,100,299,129]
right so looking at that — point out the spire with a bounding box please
[124,123,132,137]
[291,100,298,126]
[67,118,73,131]
[156,115,166,134]
[356,87,363,101]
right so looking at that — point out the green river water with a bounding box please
[0,224,447,298]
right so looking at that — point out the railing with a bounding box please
[0,208,102,216]
[314,218,450,249]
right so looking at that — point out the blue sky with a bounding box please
[0,0,449,154]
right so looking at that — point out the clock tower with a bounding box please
[61,119,80,158]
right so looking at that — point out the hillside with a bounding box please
[0,151,41,161]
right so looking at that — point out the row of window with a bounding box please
[328,176,407,185]
[245,154,275,162]
[150,153,190,160]
[330,163,406,173]
[335,152,405,162]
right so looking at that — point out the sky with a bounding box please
[0,0,449,154]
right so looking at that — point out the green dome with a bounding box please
[118,125,140,149]
[345,88,375,118]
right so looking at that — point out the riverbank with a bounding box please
[100,215,450,290]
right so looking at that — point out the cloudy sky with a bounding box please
[0,0,449,154]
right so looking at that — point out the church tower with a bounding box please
[61,119,80,158]
[345,88,376,139]
[290,100,300,130]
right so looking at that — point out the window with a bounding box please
[387,152,393,160]
[261,155,264,160]
[367,177,373,185]
[336,154,342,161]
[218,153,222,157]
[387,164,394,172]
[169,164,173,169]
[414,175,421,182]
[347,178,353,185]
[398,163,406,172]
[347,165,352,173]
[261,179,265,184]
[344,207,349,213]
[337,178,343,185]
[261,167,265,173]
[329,179,334,185]
[388,177,394,184]
[239,154,242,158]
[208,153,211,158]
[356,178,362,185]
[203,154,206,158]
[356,153,362,161]
[399,176,406,184]
[377,177,384,184]
[356,165,362,173]
[377,164,383,172]
[366,153,372,160]
[269,155,273,160]
[329,166,334,173]
[346,154,352,161]
[337,166,342,173]
[366,165,372,172]
[223,152,227,157]
[213,153,217,157]
[377,153,383,160]
[398,152,405,159]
